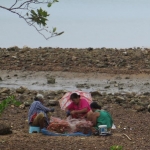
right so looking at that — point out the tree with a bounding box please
[0,0,64,39]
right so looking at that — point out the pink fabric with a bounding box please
[67,98,91,113]
[59,91,92,110]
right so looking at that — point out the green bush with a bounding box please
[110,145,123,150]
[0,96,21,115]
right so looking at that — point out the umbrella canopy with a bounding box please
[59,91,92,110]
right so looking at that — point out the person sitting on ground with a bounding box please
[66,93,91,119]
[88,102,113,131]
[28,94,54,129]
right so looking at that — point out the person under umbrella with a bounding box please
[66,93,91,119]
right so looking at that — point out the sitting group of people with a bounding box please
[28,93,113,133]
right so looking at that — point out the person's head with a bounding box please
[34,94,44,104]
[70,93,80,104]
[90,102,101,112]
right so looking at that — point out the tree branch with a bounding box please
[0,0,63,40]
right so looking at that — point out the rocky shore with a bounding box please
[0,87,150,113]
[0,46,150,74]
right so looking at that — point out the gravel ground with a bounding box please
[0,104,150,150]
[0,47,150,150]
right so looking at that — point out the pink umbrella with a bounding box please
[59,91,92,110]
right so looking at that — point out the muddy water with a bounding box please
[0,70,150,94]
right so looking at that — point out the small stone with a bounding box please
[125,77,130,79]
[87,47,93,51]
[109,81,117,84]
[144,82,149,85]
[19,104,25,109]
[72,56,77,61]
[47,77,55,84]
[105,85,110,89]
[11,105,14,108]
[76,83,90,89]
[129,100,136,105]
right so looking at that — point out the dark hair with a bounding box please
[70,93,80,100]
[90,102,101,109]
[34,97,39,101]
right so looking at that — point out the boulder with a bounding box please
[115,96,125,103]
[24,101,32,107]
[134,105,145,112]
[0,88,10,94]
[16,87,27,94]
[49,100,58,106]
[90,91,102,97]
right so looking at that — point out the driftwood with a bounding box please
[123,133,132,141]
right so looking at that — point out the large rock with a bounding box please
[24,101,33,107]
[134,105,145,112]
[0,123,12,135]
[115,96,125,103]
[91,91,102,97]
[16,86,27,94]
[0,88,10,94]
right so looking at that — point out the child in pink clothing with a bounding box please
[66,93,91,118]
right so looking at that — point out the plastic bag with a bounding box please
[67,116,93,134]
[47,117,71,133]
[47,116,93,134]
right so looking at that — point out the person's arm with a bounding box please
[36,102,54,113]
[70,108,88,115]
[91,112,100,126]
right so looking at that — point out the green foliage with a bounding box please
[30,8,49,26]
[0,0,64,39]
[0,96,21,115]
[29,0,59,26]
[48,0,59,7]
[110,145,123,150]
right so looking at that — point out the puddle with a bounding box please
[0,70,150,93]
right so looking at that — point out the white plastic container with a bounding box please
[98,125,107,135]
